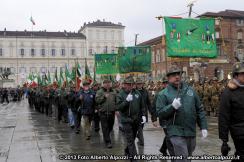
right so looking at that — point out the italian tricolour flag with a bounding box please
[30,16,35,25]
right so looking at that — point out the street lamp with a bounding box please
[156,16,168,76]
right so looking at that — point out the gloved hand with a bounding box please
[126,93,133,102]
[201,129,208,138]
[172,98,181,110]
[221,141,231,156]
[141,116,146,124]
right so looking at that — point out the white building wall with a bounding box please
[0,36,87,86]
[81,26,124,56]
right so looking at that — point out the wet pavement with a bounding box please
[0,100,235,162]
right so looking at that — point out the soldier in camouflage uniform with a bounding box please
[210,77,220,117]
[193,82,203,100]
[202,80,211,116]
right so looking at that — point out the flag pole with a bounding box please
[30,14,34,36]
[85,58,87,80]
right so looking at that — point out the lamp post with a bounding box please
[156,16,168,74]
[16,34,19,86]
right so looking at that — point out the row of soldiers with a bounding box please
[193,77,227,117]
[26,77,161,161]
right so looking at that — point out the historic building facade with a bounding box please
[0,30,86,85]
[0,20,125,86]
[79,19,125,55]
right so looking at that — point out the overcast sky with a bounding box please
[1,0,244,45]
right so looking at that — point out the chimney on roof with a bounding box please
[118,22,122,25]
[103,19,105,22]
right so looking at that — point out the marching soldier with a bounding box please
[77,80,95,140]
[39,87,45,114]
[43,86,51,116]
[219,62,244,161]
[152,76,168,155]
[95,79,117,148]
[135,77,157,146]
[116,76,146,162]
[202,80,211,116]
[58,87,68,123]
[210,77,220,116]
[156,66,208,162]
[67,86,76,128]
[91,81,101,132]
[28,87,34,108]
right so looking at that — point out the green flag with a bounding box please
[164,17,217,58]
[42,73,48,86]
[54,68,58,82]
[27,72,34,83]
[118,46,151,73]
[95,54,118,74]
[65,65,71,85]
[37,74,42,86]
[85,58,92,80]
[58,68,64,87]
[48,71,51,84]
[77,63,81,77]
[71,66,76,81]
[33,74,38,83]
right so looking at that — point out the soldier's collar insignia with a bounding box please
[135,94,139,98]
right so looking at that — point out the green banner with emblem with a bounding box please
[95,54,118,74]
[164,17,217,58]
[118,46,151,73]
